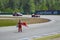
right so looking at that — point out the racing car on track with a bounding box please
[13,12,23,16]
[32,14,40,17]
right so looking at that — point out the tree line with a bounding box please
[0,0,60,14]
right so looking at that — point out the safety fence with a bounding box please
[35,10,60,15]
[0,10,60,15]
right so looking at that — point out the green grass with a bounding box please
[33,34,60,40]
[0,19,17,27]
[0,17,49,27]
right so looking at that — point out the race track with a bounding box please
[0,15,60,40]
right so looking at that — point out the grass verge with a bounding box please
[0,17,50,27]
[33,34,60,40]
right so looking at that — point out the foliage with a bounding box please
[3,8,13,12]
[0,0,60,14]
[13,9,20,12]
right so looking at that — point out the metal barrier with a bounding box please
[0,10,60,15]
[0,12,12,15]
[35,10,60,15]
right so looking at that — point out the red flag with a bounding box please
[21,22,28,27]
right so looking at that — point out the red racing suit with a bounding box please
[18,22,22,32]
[17,20,28,32]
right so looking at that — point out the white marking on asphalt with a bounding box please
[18,38,31,40]
[18,32,60,40]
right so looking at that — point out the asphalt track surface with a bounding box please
[0,15,60,40]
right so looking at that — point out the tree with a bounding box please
[22,0,30,14]
[8,0,14,9]
[0,0,60,13]
[29,0,35,13]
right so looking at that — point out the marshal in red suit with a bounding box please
[18,20,28,32]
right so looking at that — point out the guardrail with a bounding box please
[0,10,60,15]
[35,10,60,15]
[0,12,12,15]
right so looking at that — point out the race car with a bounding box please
[13,12,23,16]
[32,14,40,17]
